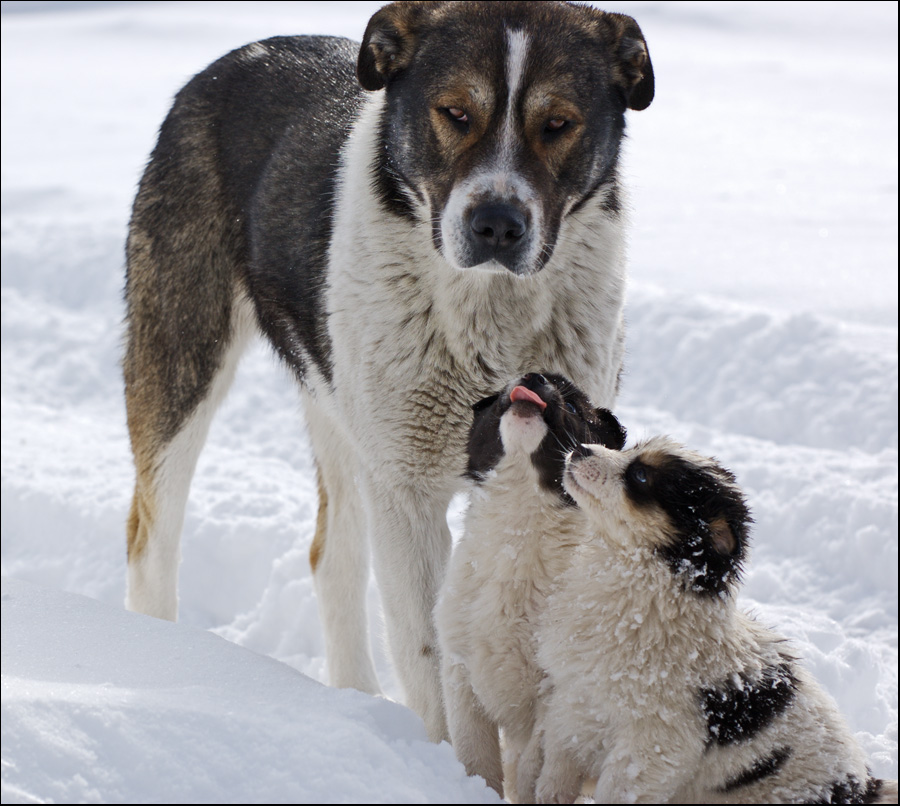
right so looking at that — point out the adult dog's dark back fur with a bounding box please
[123,1,653,742]
[124,37,358,450]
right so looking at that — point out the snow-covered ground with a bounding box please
[1,1,896,802]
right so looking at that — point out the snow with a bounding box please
[1,577,495,804]
[1,1,896,803]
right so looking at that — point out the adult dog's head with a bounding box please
[358,1,654,276]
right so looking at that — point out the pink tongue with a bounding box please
[510,385,547,410]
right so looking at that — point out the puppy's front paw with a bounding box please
[535,769,581,804]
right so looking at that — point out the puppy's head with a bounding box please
[564,436,752,597]
[466,372,626,503]
[358,1,654,276]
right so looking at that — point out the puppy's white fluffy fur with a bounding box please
[435,403,587,801]
[530,437,897,804]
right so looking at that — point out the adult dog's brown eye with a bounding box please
[546,118,568,132]
[446,107,469,124]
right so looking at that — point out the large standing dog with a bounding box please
[123,1,653,742]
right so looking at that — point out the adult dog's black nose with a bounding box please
[470,203,527,251]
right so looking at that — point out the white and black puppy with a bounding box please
[435,372,625,800]
[531,437,898,804]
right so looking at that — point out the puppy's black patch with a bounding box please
[466,373,625,503]
[720,746,792,792]
[813,773,885,804]
[466,392,505,481]
[624,451,751,597]
[701,661,797,746]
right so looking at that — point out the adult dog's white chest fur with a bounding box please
[326,94,627,481]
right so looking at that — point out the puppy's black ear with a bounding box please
[594,407,627,451]
[472,393,500,414]
[709,517,738,556]
[358,1,436,90]
[466,393,504,481]
[592,11,655,110]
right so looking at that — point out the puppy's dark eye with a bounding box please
[565,401,577,414]
[631,466,648,483]
[445,107,469,125]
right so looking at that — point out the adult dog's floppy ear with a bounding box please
[594,11,655,111]
[357,1,435,91]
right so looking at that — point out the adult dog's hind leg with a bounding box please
[123,88,257,620]
[124,289,255,621]
[305,401,381,695]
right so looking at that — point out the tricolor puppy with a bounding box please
[122,0,653,741]
[435,372,625,799]
[530,437,897,804]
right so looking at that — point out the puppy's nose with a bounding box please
[470,203,527,251]
[522,372,547,389]
[571,443,594,459]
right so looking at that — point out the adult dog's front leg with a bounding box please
[305,400,381,696]
[365,477,453,743]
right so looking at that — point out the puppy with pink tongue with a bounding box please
[435,372,624,801]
